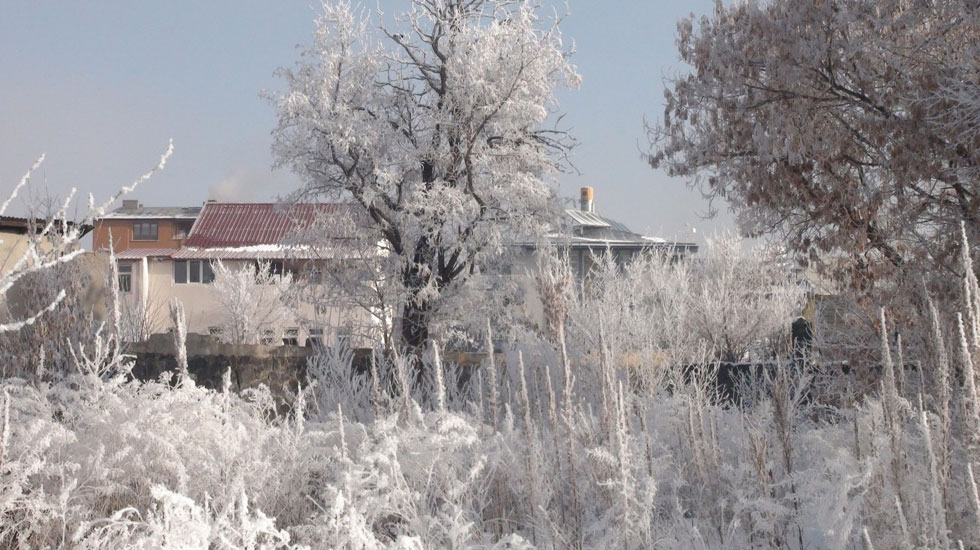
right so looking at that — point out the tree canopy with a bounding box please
[649,0,980,291]
[272,0,578,357]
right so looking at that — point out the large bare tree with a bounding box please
[648,0,980,292]
[271,0,578,362]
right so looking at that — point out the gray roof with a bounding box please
[565,209,658,246]
[102,206,201,220]
[517,209,699,254]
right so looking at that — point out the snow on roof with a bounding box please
[102,206,201,220]
[113,248,180,259]
[563,208,659,245]
[514,210,699,253]
[172,245,357,261]
[185,202,351,248]
[565,209,611,229]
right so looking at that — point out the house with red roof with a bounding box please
[101,200,370,346]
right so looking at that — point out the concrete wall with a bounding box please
[129,333,312,397]
[128,333,496,400]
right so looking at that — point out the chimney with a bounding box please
[580,187,594,213]
[122,199,141,209]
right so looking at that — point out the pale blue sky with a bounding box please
[0,0,733,243]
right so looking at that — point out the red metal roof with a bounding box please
[185,202,350,248]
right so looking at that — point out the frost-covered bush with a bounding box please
[7,157,980,549]
[6,255,980,549]
[211,260,297,345]
[9,310,980,549]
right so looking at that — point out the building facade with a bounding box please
[103,201,371,347]
[91,200,200,253]
[512,187,699,332]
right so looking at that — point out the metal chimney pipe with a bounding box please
[580,187,594,213]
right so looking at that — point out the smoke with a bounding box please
[207,168,285,202]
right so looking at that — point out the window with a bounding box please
[614,249,633,269]
[174,260,215,284]
[282,327,299,346]
[208,326,223,338]
[117,262,133,292]
[570,249,584,281]
[174,260,187,284]
[306,328,324,349]
[133,222,158,241]
[260,329,277,346]
[336,326,352,349]
[173,221,193,239]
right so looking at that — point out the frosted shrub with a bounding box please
[10,159,980,549]
[8,262,980,549]
[211,260,296,345]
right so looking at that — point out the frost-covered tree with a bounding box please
[570,234,807,367]
[271,0,579,363]
[211,260,296,345]
[648,0,980,291]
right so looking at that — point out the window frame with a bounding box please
[172,221,193,240]
[132,222,158,241]
[173,260,188,284]
[174,259,216,285]
[117,261,133,293]
[189,260,201,283]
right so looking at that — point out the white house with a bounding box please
[109,202,372,347]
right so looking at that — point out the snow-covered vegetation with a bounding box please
[5,189,980,548]
[271,0,579,358]
[211,260,297,345]
[4,0,980,548]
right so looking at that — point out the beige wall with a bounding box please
[117,256,374,346]
[0,229,56,276]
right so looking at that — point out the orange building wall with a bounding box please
[92,219,192,252]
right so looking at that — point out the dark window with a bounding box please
[282,327,299,346]
[173,221,193,239]
[117,262,132,292]
[614,249,632,269]
[189,260,201,283]
[570,249,584,280]
[174,260,187,284]
[306,328,324,349]
[202,261,214,284]
[336,327,352,350]
[133,222,158,241]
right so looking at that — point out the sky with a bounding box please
[0,0,734,245]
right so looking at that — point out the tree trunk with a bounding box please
[400,240,435,386]
[398,159,439,385]
[400,296,431,385]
